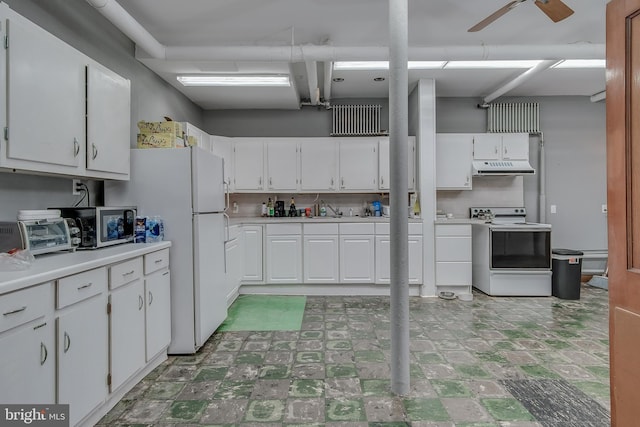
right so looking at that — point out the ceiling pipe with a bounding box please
[86,0,165,59]
[159,44,604,62]
[323,61,333,103]
[482,59,561,104]
[590,90,606,102]
[305,61,319,105]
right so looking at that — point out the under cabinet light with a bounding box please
[176,75,291,87]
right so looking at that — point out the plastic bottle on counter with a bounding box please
[261,202,267,217]
[320,203,327,217]
[134,216,146,243]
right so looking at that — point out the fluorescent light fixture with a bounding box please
[333,61,390,70]
[552,59,606,68]
[177,75,290,86]
[334,61,446,70]
[445,60,544,69]
[409,61,447,69]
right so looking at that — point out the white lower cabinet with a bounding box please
[266,224,302,283]
[0,244,171,427]
[56,268,109,427]
[435,224,472,293]
[303,223,339,284]
[339,223,375,283]
[375,223,423,284]
[0,282,55,404]
[225,225,242,305]
[242,225,264,282]
[108,257,146,393]
[144,258,171,362]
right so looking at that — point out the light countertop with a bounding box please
[435,218,486,225]
[0,242,171,295]
[229,216,423,225]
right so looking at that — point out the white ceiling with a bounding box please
[102,0,607,109]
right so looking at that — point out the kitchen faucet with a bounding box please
[321,200,342,217]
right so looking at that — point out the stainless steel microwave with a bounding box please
[51,207,136,249]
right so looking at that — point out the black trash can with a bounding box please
[552,249,584,300]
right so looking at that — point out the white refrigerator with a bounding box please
[105,146,227,354]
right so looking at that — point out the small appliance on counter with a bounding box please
[51,206,136,249]
[15,210,73,255]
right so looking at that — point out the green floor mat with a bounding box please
[218,295,306,331]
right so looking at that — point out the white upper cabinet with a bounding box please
[501,133,530,160]
[4,14,85,174]
[299,138,338,192]
[234,139,265,191]
[473,133,529,161]
[0,7,131,180]
[338,138,378,191]
[436,134,473,190]
[183,122,211,151]
[86,63,131,178]
[266,140,299,191]
[211,135,234,189]
[378,136,416,191]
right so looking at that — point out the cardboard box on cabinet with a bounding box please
[137,132,185,148]
[185,135,198,147]
[137,121,183,138]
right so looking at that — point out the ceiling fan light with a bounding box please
[177,75,291,87]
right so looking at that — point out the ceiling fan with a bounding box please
[468,0,574,32]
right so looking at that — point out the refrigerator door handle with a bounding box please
[223,212,230,242]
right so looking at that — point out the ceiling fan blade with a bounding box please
[534,0,574,23]
[468,1,524,32]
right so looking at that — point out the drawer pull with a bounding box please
[122,270,135,276]
[40,342,48,365]
[162,271,169,276]
[154,259,163,264]
[138,295,144,310]
[148,291,154,306]
[64,332,71,353]
[77,282,93,290]
[3,306,26,316]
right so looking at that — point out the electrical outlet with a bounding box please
[602,204,608,214]
[550,204,557,214]
[72,179,82,196]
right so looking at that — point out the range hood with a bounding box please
[472,160,535,176]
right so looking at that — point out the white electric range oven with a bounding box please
[470,207,552,296]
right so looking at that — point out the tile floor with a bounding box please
[98,285,610,426]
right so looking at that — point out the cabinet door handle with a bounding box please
[64,332,71,353]
[138,295,144,310]
[494,146,498,154]
[92,143,98,160]
[148,291,153,306]
[269,177,272,187]
[258,176,262,187]
[155,259,163,264]
[380,177,384,185]
[122,270,135,276]
[73,138,80,157]
[40,342,48,365]
[77,282,93,290]
[3,306,26,316]
[341,178,344,188]
[162,271,169,276]
[330,178,334,187]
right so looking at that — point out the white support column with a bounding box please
[389,0,410,396]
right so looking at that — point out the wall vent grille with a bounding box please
[487,102,540,133]
[331,105,386,136]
